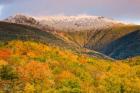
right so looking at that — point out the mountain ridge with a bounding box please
[3,14,140,59]
[4,14,128,31]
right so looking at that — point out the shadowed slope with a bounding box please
[0,22,77,49]
[104,30,140,59]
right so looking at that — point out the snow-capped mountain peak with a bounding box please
[4,14,39,25]
[4,14,126,31]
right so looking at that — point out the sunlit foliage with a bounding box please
[0,40,140,93]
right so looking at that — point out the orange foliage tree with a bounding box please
[0,49,11,59]
[17,62,54,92]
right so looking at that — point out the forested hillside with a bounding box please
[0,40,140,93]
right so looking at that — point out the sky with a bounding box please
[0,0,140,24]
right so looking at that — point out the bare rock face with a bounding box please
[4,14,39,26]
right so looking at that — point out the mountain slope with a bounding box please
[4,14,140,59]
[104,30,140,59]
[0,21,112,59]
[0,21,77,49]
[59,25,140,59]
